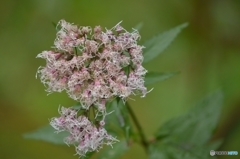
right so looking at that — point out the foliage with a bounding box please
[149,91,223,159]
[23,22,224,159]
[23,125,68,145]
[143,23,188,63]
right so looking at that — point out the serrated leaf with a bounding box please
[149,91,223,159]
[23,125,68,145]
[143,23,188,63]
[97,141,129,159]
[148,144,218,159]
[145,72,179,85]
[155,90,223,145]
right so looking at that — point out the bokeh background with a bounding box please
[1,0,240,159]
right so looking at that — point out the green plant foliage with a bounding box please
[72,102,82,110]
[143,23,188,63]
[106,99,132,141]
[104,101,123,136]
[148,144,218,159]
[52,21,61,31]
[144,72,179,85]
[116,100,133,142]
[148,91,223,159]
[23,125,68,145]
[96,141,129,159]
[134,22,143,31]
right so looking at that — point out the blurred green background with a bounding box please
[0,0,240,158]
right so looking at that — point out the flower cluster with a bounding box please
[37,20,148,157]
[37,20,147,110]
[50,107,118,157]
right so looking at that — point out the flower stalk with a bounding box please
[126,102,149,151]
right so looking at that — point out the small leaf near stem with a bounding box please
[74,47,78,56]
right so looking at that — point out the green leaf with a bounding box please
[72,102,83,110]
[133,22,143,31]
[122,66,130,77]
[145,72,179,85]
[84,151,95,159]
[143,23,188,63]
[104,101,123,137]
[96,141,129,159]
[23,125,68,145]
[52,22,57,28]
[149,90,223,159]
[155,90,223,144]
[148,144,218,159]
[115,100,133,141]
[208,139,223,150]
[52,21,61,31]
[104,99,133,142]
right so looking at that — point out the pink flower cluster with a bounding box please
[50,107,118,157]
[37,20,147,109]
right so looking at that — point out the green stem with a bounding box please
[93,106,96,119]
[74,47,78,56]
[126,102,149,151]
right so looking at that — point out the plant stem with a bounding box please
[126,102,149,151]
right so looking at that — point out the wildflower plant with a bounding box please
[24,20,224,159]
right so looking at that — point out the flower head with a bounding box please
[50,107,118,157]
[37,20,148,110]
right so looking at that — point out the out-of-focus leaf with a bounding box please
[104,99,133,142]
[23,125,68,145]
[145,72,179,85]
[116,100,133,142]
[133,22,143,31]
[149,91,223,159]
[148,144,218,159]
[208,139,223,150]
[52,21,61,31]
[84,151,95,159]
[155,90,223,144]
[122,65,130,78]
[104,100,124,137]
[143,23,188,63]
[96,141,129,159]
[52,22,57,28]
[72,102,83,110]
